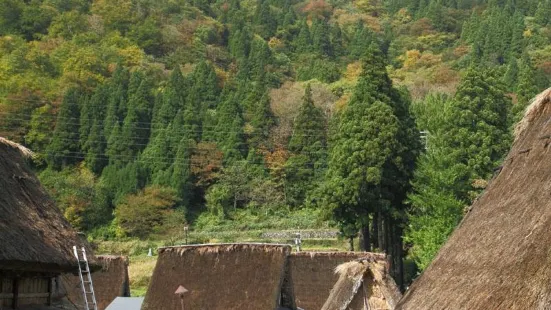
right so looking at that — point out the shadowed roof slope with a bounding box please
[289,252,381,310]
[0,138,96,273]
[142,243,294,310]
[397,88,551,310]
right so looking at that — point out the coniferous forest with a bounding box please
[1,0,550,286]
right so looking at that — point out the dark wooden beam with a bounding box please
[0,293,50,299]
[47,277,53,306]
[12,277,19,309]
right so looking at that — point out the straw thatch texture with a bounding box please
[321,258,401,310]
[289,252,383,310]
[141,243,293,310]
[63,256,130,310]
[397,88,551,310]
[0,138,96,273]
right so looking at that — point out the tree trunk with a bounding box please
[349,237,354,251]
[372,212,379,251]
[360,221,371,252]
[384,215,391,254]
[378,212,385,251]
[395,225,405,291]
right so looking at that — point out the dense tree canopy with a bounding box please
[0,0,549,286]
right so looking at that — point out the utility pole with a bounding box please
[184,225,189,245]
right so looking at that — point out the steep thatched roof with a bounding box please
[289,252,381,310]
[321,257,401,310]
[0,138,96,273]
[397,88,551,310]
[141,243,294,310]
[63,255,130,310]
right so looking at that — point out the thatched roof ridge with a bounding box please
[159,242,290,250]
[322,258,401,310]
[0,138,96,273]
[291,251,386,259]
[396,87,551,309]
[0,137,34,158]
[143,243,293,310]
[515,87,551,140]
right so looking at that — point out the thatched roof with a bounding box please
[141,243,294,310]
[289,252,383,310]
[63,255,130,310]
[397,88,551,310]
[321,257,401,310]
[0,138,96,273]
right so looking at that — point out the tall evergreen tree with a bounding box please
[104,66,129,141]
[406,70,510,272]
[214,84,246,163]
[330,23,344,57]
[254,0,277,39]
[322,46,418,287]
[285,84,327,207]
[248,38,272,81]
[85,118,108,174]
[311,18,332,57]
[47,88,83,169]
[188,60,220,124]
[170,136,195,208]
[350,20,374,59]
[503,57,519,90]
[294,19,312,53]
[445,68,510,188]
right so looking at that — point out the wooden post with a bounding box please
[47,277,53,306]
[12,277,19,309]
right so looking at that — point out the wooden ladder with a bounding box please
[73,246,98,310]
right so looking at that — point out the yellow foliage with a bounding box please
[61,46,105,86]
[396,8,412,23]
[354,0,383,15]
[91,0,133,28]
[401,50,442,70]
[344,61,362,82]
[118,45,145,67]
[523,29,532,38]
[268,37,285,51]
[402,49,422,69]
[214,67,229,86]
[335,93,351,112]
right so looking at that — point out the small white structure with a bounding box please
[105,297,144,310]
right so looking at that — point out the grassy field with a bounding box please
[93,229,353,296]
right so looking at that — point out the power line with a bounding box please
[0,100,332,121]
[0,114,330,137]
[43,152,330,172]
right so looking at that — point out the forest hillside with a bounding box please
[1,0,550,284]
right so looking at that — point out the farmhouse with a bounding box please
[0,137,97,309]
[397,88,551,309]
[141,243,295,310]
